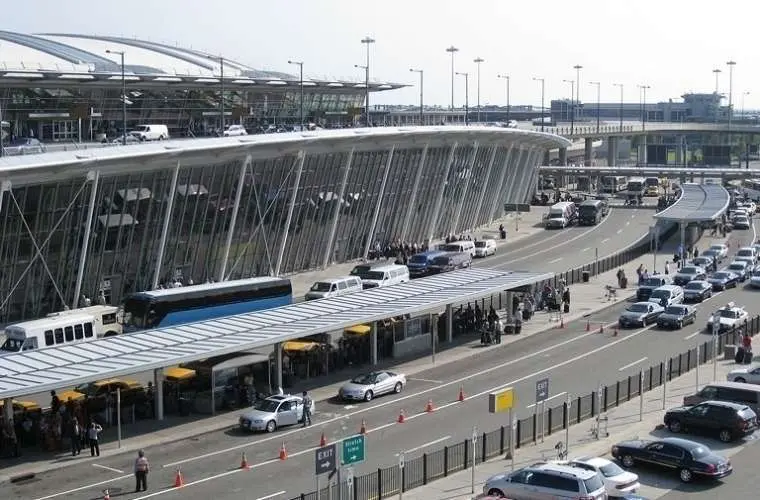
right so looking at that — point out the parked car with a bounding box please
[707,244,728,260]
[611,437,732,483]
[656,304,697,330]
[725,261,750,281]
[672,266,707,286]
[619,302,664,328]
[664,400,757,442]
[733,216,751,230]
[636,275,671,301]
[561,456,641,497]
[750,268,760,289]
[338,371,406,401]
[706,302,748,333]
[726,364,760,384]
[6,137,44,155]
[690,256,714,270]
[707,271,740,290]
[239,394,314,433]
[682,280,713,302]
[474,239,497,257]
[483,461,607,499]
[223,124,248,137]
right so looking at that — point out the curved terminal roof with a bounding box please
[654,183,730,222]
[0,31,404,90]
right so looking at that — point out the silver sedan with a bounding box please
[338,371,406,402]
[239,394,314,433]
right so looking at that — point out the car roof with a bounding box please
[658,437,708,450]
[572,456,612,468]
[531,461,597,479]
[698,400,748,410]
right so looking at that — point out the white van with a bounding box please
[545,202,577,229]
[305,276,362,300]
[130,124,169,141]
[361,264,410,289]
[474,239,497,257]
[440,240,476,257]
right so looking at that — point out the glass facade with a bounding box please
[0,135,547,323]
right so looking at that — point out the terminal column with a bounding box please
[3,397,13,426]
[370,322,378,366]
[584,138,593,165]
[445,304,453,343]
[274,342,283,391]
[505,291,514,322]
[558,147,568,166]
[675,136,684,166]
[607,137,618,166]
[153,369,164,421]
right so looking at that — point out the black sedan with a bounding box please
[656,305,697,329]
[706,271,740,290]
[611,437,732,483]
[682,280,712,302]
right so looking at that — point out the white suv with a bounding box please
[484,461,608,499]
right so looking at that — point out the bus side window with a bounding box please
[84,322,94,338]
[74,324,84,340]
[64,326,74,342]
[54,328,64,344]
[45,330,55,346]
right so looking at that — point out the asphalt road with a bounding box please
[4,219,756,500]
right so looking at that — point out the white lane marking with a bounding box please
[398,435,451,455]
[549,257,563,264]
[256,492,287,500]
[618,357,648,371]
[92,464,124,474]
[601,238,610,243]
[684,331,701,340]
[631,214,637,218]
[616,229,623,234]
[31,474,132,500]
[408,377,443,384]
[582,247,590,252]
[132,468,242,500]
[526,391,568,410]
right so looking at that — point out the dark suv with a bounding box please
[664,400,757,442]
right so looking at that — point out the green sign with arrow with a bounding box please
[342,435,365,465]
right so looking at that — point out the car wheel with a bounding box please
[394,382,403,394]
[266,420,277,433]
[668,419,682,433]
[679,468,694,483]
[364,390,374,402]
[487,488,505,497]
[621,455,636,468]
[719,429,733,443]
[735,377,746,383]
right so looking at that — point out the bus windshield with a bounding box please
[0,338,23,352]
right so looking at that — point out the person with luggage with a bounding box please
[562,287,571,314]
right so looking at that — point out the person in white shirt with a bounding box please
[87,421,103,457]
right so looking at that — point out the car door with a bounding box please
[650,443,685,469]
[747,367,760,384]
[684,404,710,433]
[277,400,297,426]
[375,372,392,395]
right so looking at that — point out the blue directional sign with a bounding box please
[315,443,337,475]
[342,435,366,465]
[536,378,550,402]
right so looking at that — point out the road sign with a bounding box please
[342,435,366,465]
[488,387,515,413]
[315,443,337,476]
[399,452,405,469]
[536,378,550,402]
[472,426,478,444]
[346,467,354,487]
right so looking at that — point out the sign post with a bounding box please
[565,394,571,456]
[488,387,516,464]
[398,452,405,500]
[662,357,668,410]
[535,378,549,443]
[471,426,478,494]
[639,370,645,422]
[341,435,366,466]
[345,467,354,500]
[510,413,517,470]
[712,316,720,381]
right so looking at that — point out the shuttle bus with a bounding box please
[625,177,646,197]
[600,176,627,193]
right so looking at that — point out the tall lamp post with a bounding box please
[288,60,304,131]
[360,36,375,127]
[355,64,368,124]
[713,68,722,123]
[105,49,127,145]
[409,68,424,125]
[445,46,459,111]
[637,84,650,131]
[497,74,510,123]
[727,60,736,130]
[206,55,225,132]
[563,79,575,135]
[573,64,583,132]
[589,81,601,134]
[473,57,484,124]
[533,77,545,132]
[613,83,624,132]
[456,72,469,126]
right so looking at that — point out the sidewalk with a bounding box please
[0,218,702,482]
[402,357,741,500]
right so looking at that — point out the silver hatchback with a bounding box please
[484,461,608,499]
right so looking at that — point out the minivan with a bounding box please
[545,202,577,229]
[683,381,760,416]
[474,239,497,257]
[427,252,473,274]
[360,264,410,289]
[305,276,362,300]
[407,250,448,278]
[439,240,476,257]
[648,284,684,307]
[130,124,169,141]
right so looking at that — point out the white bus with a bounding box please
[625,177,646,196]
[0,305,121,354]
[600,176,627,193]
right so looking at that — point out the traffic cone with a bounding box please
[586,320,590,332]
[360,419,367,434]
[598,324,604,334]
[279,442,288,461]
[320,432,327,447]
[241,452,250,470]
[425,399,435,413]
[103,489,110,500]
[397,410,406,423]
[458,385,466,402]
[173,468,185,488]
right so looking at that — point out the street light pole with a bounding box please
[288,60,304,131]
[713,68,722,123]
[614,83,624,132]
[106,49,127,145]
[445,46,459,112]
[361,36,375,127]
[409,68,424,125]
[727,60,736,130]
[497,74,510,124]
[742,91,750,118]
[590,81,601,134]
[456,72,469,126]
[563,79,575,135]
[533,77,545,132]
[473,57,484,124]
[573,64,583,103]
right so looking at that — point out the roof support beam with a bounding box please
[152,160,181,290]
[322,148,354,269]
[218,155,251,281]
[274,151,306,276]
[72,170,99,309]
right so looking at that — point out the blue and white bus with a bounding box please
[122,277,292,330]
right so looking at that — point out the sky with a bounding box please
[6,0,759,109]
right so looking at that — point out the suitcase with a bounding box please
[563,303,570,314]
[744,350,754,364]
[735,347,745,364]
[522,309,531,320]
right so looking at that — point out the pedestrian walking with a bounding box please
[87,421,103,457]
[70,418,82,456]
[301,391,312,427]
[134,449,150,492]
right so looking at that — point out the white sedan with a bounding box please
[563,456,641,497]
[708,244,729,260]
[338,371,406,402]
[223,124,248,137]
[727,364,760,384]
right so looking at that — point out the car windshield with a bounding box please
[719,309,740,319]
[310,282,332,292]
[364,271,385,280]
[475,241,487,248]
[598,462,625,477]
[664,306,686,315]
[684,282,705,290]
[729,264,745,271]
[650,290,669,299]
[628,304,649,312]
[680,267,699,274]
[351,374,377,385]
[409,255,428,264]
[712,272,731,280]
[432,257,451,265]
[583,475,604,493]
[753,271,760,277]
[0,338,23,352]
[642,278,663,287]
[253,399,280,413]
[738,250,753,256]
[709,246,724,252]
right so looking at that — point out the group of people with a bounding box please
[369,239,429,262]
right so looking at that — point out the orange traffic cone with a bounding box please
[320,432,327,447]
[586,320,590,332]
[425,399,435,413]
[173,468,185,488]
[279,442,288,460]
[397,410,406,423]
[598,324,604,334]
[458,385,466,402]
[103,489,110,500]
[241,452,250,470]
[360,419,367,434]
